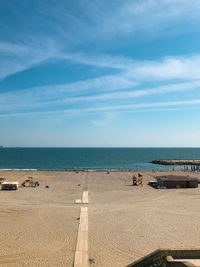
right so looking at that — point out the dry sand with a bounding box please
[0,170,200,266]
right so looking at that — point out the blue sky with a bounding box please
[1,0,200,147]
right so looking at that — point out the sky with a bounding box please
[1,0,200,147]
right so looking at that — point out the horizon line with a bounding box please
[1,146,200,149]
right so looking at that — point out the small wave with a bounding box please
[0,168,38,171]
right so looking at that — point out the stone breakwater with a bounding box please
[150,160,200,166]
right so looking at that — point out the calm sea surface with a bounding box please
[0,148,200,171]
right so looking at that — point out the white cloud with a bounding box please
[0,73,137,108]
[59,52,135,70]
[2,43,200,83]
[1,0,200,81]
[46,0,200,40]
[60,52,200,81]
[60,80,200,102]
[128,56,200,81]
[60,0,200,41]
[0,39,59,80]
[107,0,200,36]
[0,76,200,114]
[83,99,200,112]
[1,99,200,118]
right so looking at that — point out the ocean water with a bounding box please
[0,147,200,171]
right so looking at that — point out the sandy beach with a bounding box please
[0,170,200,266]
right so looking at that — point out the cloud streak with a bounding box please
[1,1,200,122]
[1,53,200,113]
[1,0,200,80]
[59,53,200,81]
[1,78,200,114]
[1,99,200,118]
[0,40,59,80]
[41,0,200,41]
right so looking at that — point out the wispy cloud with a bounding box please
[1,1,200,121]
[0,40,59,80]
[1,0,200,81]
[0,73,138,108]
[0,72,200,118]
[101,0,200,37]
[81,99,200,112]
[1,0,200,146]
[61,80,200,103]
[41,0,200,41]
[127,55,200,81]
[1,99,200,119]
[1,53,200,113]
[59,53,200,81]
[1,78,200,114]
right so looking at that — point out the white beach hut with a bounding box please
[1,182,19,190]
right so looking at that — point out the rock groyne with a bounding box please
[150,159,200,166]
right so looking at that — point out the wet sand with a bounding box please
[0,170,200,266]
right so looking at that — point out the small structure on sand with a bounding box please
[127,248,200,267]
[155,175,198,189]
[1,181,19,190]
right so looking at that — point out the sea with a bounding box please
[0,147,200,171]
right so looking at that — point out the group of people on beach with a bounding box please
[184,166,200,172]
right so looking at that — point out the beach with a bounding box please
[0,170,200,266]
